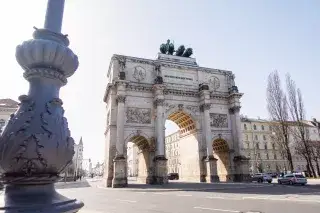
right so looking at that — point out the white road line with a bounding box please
[242,196,320,203]
[194,207,240,212]
[176,194,192,197]
[205,196,242,200]
[153,192,166,195]
[115,199,137,203]
[136,192,147,194]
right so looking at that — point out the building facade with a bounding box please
[127,142,139,177]
[72,137,84,176]
[241,117,320,175]
[165,116,320,176]
[103,49,250,188]
[0,99,19,131]
[165,132,180,173]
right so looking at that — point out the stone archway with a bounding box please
[212,138,231,182]
[126,135,154,184]
[165,110,202,181]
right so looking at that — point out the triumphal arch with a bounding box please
[103,41,250,187]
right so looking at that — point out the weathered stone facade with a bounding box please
[103,53,250,187]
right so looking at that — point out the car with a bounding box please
[278,173,307,185]
[251,173,273,183]
[168,173,179,180]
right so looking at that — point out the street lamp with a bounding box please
[0,0,84,212]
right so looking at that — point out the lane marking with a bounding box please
[115,199,137,203]
[176,194,192,197]
[242,196,320,203]
[194,207,240,212]
[136,192,147,194]
[153,192,166,195]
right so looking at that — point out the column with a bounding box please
[153,84,168,184]
[116,95,126,157]
[155,99,165,156]
[112,82,128,188]
[199,85,219,182]
[0,0,84,212]
[230,106,250,182]
[44,0,65,33]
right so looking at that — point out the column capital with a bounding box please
[200,103,211,112]
[154,99,165,107]
[116,95,126,104]
[229,106,241,114]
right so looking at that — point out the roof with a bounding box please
[0,99,19,108]
[241,116,316,127]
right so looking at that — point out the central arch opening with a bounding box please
[165,111,200,181]
[212,138,231,182]
[126,135,151,184]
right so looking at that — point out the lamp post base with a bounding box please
[0,184,84,213]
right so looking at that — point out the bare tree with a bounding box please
[286,74,317,177]
[267,71,294,171]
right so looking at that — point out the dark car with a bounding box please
[168,173,179,180]
[251,173,273,183]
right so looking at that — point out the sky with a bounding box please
[0,0,319,165]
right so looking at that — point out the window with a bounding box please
[261,125,265,130]
[246,142,250,149]
[274,153,277,160]
[266,153,269,160]
[272,143,275,150]
[257,153,261,158]
[264,143,267,150]
[244,124,247,130]
[254,135,258,140]
[256,143,259,149]
[245,134,248,141]
[263,135,266,140]
[253,124,257,130]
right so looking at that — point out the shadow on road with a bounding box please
[121,181,320,196]
[55,180,91,189]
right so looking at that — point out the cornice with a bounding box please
[108,54,234,76]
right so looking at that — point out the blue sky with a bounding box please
[0,0,319,164]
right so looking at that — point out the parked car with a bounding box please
[168,173,179,180]
[278,173,307,185]
[251,173,273,183]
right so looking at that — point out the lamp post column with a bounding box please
[0,0,84,212]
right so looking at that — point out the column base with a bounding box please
[206,175,220,183]
[0,184,84,213]
[153,155,168,185]
[205,156,219,183]
[233,174,251,182]
[112,155,128,188]
[233,155,251,182]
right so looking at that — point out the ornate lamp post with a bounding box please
[0,0,84,212]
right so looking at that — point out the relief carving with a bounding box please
[208,76,220,90]
[165,103,175,112]
[154,99,165,107]
[126,107,151,124]
[210,113,228,128]
[186,105,199,114]
[132,66,146,82]
[0,95,74,184]
[116,95,126,103]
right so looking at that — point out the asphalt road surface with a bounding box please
[54,179,320,213]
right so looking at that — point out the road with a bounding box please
[54,179,320,213]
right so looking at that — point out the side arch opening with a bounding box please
[212,138,231,182]
[126,135,151,184]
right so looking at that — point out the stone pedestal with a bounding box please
[205,156,220,182]
[153,156,168,184]
[112,155,127,188]
[233,155,251,182]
